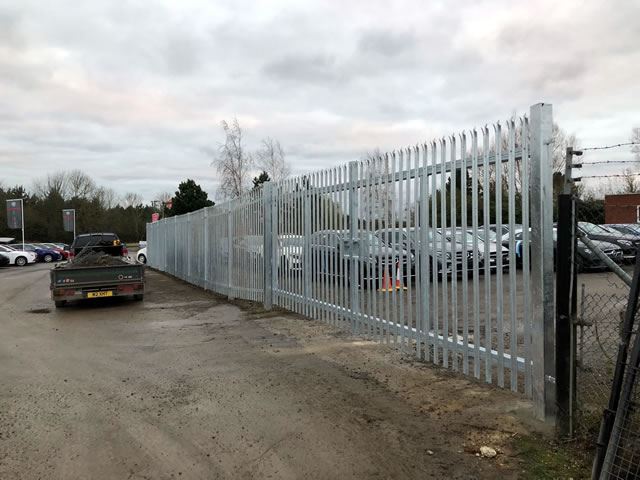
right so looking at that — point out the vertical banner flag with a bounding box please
[62,209,75,233]
[6,199,23,229]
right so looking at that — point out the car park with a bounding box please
[11,243,63,263]
[311,230,413,287]
[0,245,37,266]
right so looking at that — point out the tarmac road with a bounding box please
[0,262,542,479]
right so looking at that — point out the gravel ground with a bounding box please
[0,263,547,479]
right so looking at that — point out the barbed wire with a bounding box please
[582,159,640,165]
[579,173,640,179]
[581,142,639,151]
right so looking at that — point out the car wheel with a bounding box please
[43,254,53,263]
[133,294,144,301]
[54,300,67,308]
[138,254,147,264]
[15,256,27,267]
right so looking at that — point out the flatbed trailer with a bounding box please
[50,262,145,308]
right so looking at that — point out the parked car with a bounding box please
[310,229,413,287]
[52,243,70,251]
[36,243,70,260]
[137,247,147,264]
[445,228,509,272]
[10,243,63,263]
[604,224,640,237]
[507,227,623,271]
[0,252,10,267]
[0,245,37,266]
[278,235,303,272]
[70,233,127,258]
[578,222,639,262]
[378,227,475,276]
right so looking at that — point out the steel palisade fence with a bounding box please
[147,103,556,420]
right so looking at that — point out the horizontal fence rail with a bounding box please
[147,103,555,420]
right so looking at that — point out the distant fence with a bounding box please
[147,103,556,420]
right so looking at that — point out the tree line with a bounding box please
[0,172,217,243]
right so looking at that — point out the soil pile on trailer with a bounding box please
[57,251,132,268]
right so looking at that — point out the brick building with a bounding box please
[604,193,640,223]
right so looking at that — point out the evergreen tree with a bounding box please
[166,179,214,216]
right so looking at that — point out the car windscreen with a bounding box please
[73,234,118,247]
[579,222,610,235]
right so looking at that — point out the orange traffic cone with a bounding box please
[394,260,408,291]
[378,265,394,292]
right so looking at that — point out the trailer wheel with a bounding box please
[133,294,144,301]
[54,300,67,308]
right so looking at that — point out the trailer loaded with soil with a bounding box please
[50,233,145,308]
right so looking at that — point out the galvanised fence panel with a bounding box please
[147,103,555,420]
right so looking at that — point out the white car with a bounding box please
[137,247,147,264]
[0,244,37,266]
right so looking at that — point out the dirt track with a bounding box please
[0,263,544,479]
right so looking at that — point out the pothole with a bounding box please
[28,308,51,314]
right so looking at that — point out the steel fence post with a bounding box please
[263,183,273,310]
[348,161,360,332]
[204,208,209,289]
[272,184,280,307]
[174,215,178,276]
[227,204,234,300]
[303,179,312,316]
[187,212,192,282]
[530,102,555,422]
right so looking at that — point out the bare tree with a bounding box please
[121,192,143,208]
[361,148,392,225]
[256,137,291,182]
[213,118,252,199]
[551,123,579,172]
[618,168,638,194]
[632,127,640,162]
[68,170,96,199]
[32,172,70,199]
[95,187,117,210]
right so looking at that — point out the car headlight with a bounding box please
[618,240,632,247]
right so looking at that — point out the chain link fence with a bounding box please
[567,197,634,439]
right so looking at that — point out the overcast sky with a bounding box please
[1,0,638,202]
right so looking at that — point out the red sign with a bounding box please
[151,213,160,223]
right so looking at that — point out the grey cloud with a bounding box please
[262,53,342,84]
[357,29,416,57]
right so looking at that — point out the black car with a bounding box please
[604,224,640,237]
[578,222,639,262]
[0,252,9,267]
[310,229,413,287]
[510,228,623,271]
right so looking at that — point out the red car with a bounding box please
[37,243,70,260]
